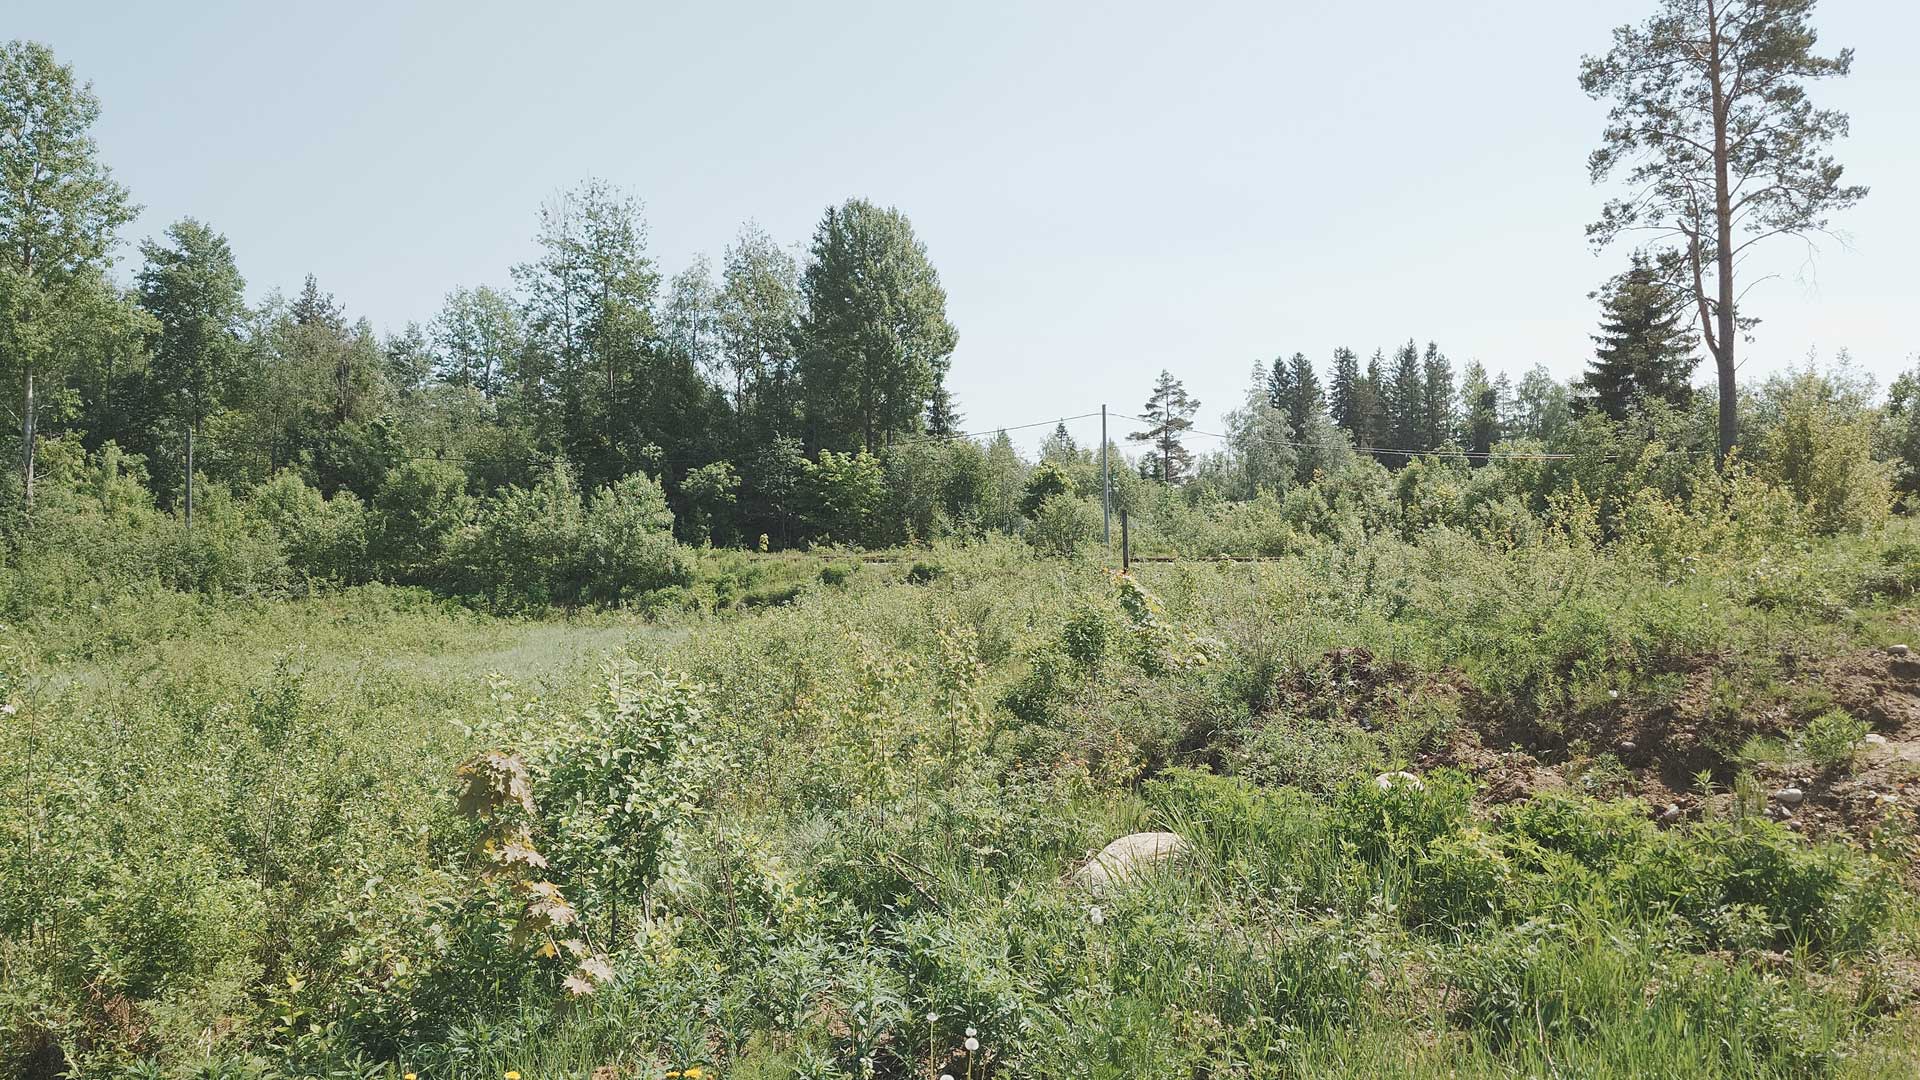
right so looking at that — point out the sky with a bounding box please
[16,0,1919,454]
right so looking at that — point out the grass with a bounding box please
[8,521,1920,1078]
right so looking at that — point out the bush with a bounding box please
[1026,494,1097,556]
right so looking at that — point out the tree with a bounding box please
[717,221,800,430]
[679,459,739,545]
[1284,351,1321,440]
[1224,363,1295,497]
[1580,253,1698,419]
[1511,364,1574,443]
[137,218,248,521]
[384,321,436,393]
[1328,347,1360,436]
[1581,0,1865,467]
[1385,341,1423,464]
[0,40,140,508]
[1458,360,1502,459]
[431,285,521,398]
[513,180,665,484]
[1355,350,1390,449]
[663,254,722,385]
[796,199,957,453]
[1020,460,1071,519]
[1419,342,1456,449]
[1130,370,1200,484]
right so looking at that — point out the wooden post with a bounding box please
[1120,509,1130,573]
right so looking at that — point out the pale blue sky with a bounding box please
[18,1,1919,451]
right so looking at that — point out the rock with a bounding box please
[1889,644,1911,657]
[1873,792,1900,805]
[1375,771,1425,792]
[1618,740,1638,754]
[1074,832,1190,890]
[1864,733,1889,746]
[1772,786,1805,806]
[1658,803,1683,824]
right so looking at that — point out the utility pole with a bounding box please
[184,424,194,530]
[1101,404,1111,544]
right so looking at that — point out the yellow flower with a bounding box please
[685,1070,704,1079]
[404,1075,417,1080]
[506,1073,521,1080]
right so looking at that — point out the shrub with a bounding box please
[370,459,470,584]
[1026,493,1097,556]
[1800,709,1869,770]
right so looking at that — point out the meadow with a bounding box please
[8,489,1920,1079]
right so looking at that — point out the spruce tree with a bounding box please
[1419,342,1456,449]
[1328,347,1360,436]
[1386,340,1423,465]
[1580,253,1698,420]
[1264,356,1293,413]
[1357,350,1389,449]
[1285,351,1321,439]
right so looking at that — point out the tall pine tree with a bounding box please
[1130,369,1199,484]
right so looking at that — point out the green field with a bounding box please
[9,521,1920,1079]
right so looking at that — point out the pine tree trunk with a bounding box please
[1709,0,1738,469]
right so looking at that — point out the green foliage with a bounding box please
[370,459,469,585]
[1024,493,1096,556]
[1800,709,1869,770]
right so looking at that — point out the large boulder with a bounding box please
[1073,831,1190,889]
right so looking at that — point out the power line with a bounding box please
[1118,413,1714,463]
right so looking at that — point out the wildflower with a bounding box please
[926,1011,938,1023]
[405,1075,417,1080]
[686,1070,704,1079]
[965,1036,980,1052]
[941,1075,955,1080]
[965,1027,977,1038]
[1088,905,1105,926]
[506,1073,521,1080]
[1609,689,1620,700]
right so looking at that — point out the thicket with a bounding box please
[7,474,1920,1076]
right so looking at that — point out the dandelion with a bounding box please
[685,1070,704,1079]
[505,1073,521,1080]
[965,1027,976,1038]
[404,1075,417,1080]
[1088,905,1105,926]
[941,1075,955,1080]
[927,1011,938,1022]
[965,1036,980,1052]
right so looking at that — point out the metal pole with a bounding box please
[1101,404,1111,544]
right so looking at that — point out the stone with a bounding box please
[1375,771,1425,792]
[1864,733,1889,746]
[1658,803,1683,824]
[1772,787,1805,806]
[1618,740,1638,754]
[1074,832,1190,890]
[1888,644,1911,657]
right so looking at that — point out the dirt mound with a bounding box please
[1436,646,1920,848]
